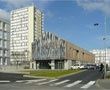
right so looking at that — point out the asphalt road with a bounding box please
[59,69,103,84]
[0,69,104,90]
[0,72,36,81]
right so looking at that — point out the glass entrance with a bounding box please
[55,60,64,69]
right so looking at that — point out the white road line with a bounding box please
[64,80,82,87]
[38,79,58,85]
[81,81,95,89]
[52,80,70,86]
[16,80,26,83]
[0,81,10,83]
[25,79,47,84]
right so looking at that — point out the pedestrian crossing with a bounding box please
[37,79,58,85]
[25,79,47,84]
[51,80,70,86]
[81,81,96,89]
[0,79,96,89]
[0,80,10,83]
[15,78,96,89]
[64,80,82,87]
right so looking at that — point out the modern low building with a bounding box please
[10,6,43,66]
[0,18,10,66]
[32,32,95,70]
[91,49,110,66]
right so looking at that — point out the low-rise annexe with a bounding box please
[32,32,95,70]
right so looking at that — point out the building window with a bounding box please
[0,31,2,38]
[0,21,2,29]
[4,32,7,39]
[0,57,2,65]
[0,50,2,56]
[0,40,2,47]
[4,50,7,57]
[3,58,7,65]
[4,41,7,48]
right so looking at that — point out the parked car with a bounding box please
[71,64,80,69]
[85,64,96,70]
[79,64,85,69]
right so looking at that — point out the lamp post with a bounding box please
[103,37,107,78]
[94,16,107,79]
[103,16,107,78]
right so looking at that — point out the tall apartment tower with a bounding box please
[10,6,43,66]
[0,18,10,66]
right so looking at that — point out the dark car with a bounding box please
[85,64,96,70]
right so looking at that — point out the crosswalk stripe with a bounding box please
[81,81,95,89]
[25,79,47,84]
[51,80,70,86]
[0,81,10,83]
[38,79,58,85]
[15,79,96,89]
[64,80,82,87]
[16,80,26,83]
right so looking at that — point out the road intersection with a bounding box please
[0,69,104,90]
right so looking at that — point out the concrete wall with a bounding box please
[64,60,72,70]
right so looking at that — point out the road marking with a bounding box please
[25,79,47,84]
[64,80,82,87]
[16,80,26,83]
[0,81,10,83]
[38,79,58,85]
[81,81,95,89]
[51,80,70,86]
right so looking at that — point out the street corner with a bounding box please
[95,79,110,90]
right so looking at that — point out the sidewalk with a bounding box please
[96,79,110,90]
[0,66,30,74]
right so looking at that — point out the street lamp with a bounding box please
[103,37,107,78]
[94,16,107,79]
[103,16,107,79]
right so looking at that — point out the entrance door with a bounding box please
[58,61,64,69]
[39,60,51,69]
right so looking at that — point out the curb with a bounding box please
[23,75,55,79]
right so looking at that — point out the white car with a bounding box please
[79,64,85,69]
[71,64,80,69]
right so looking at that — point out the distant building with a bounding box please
[32,32,95,70]
[10,6,43,66]
[0,18,10,66]
[90,49,110,66]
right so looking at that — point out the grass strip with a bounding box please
[28,69,82,78]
